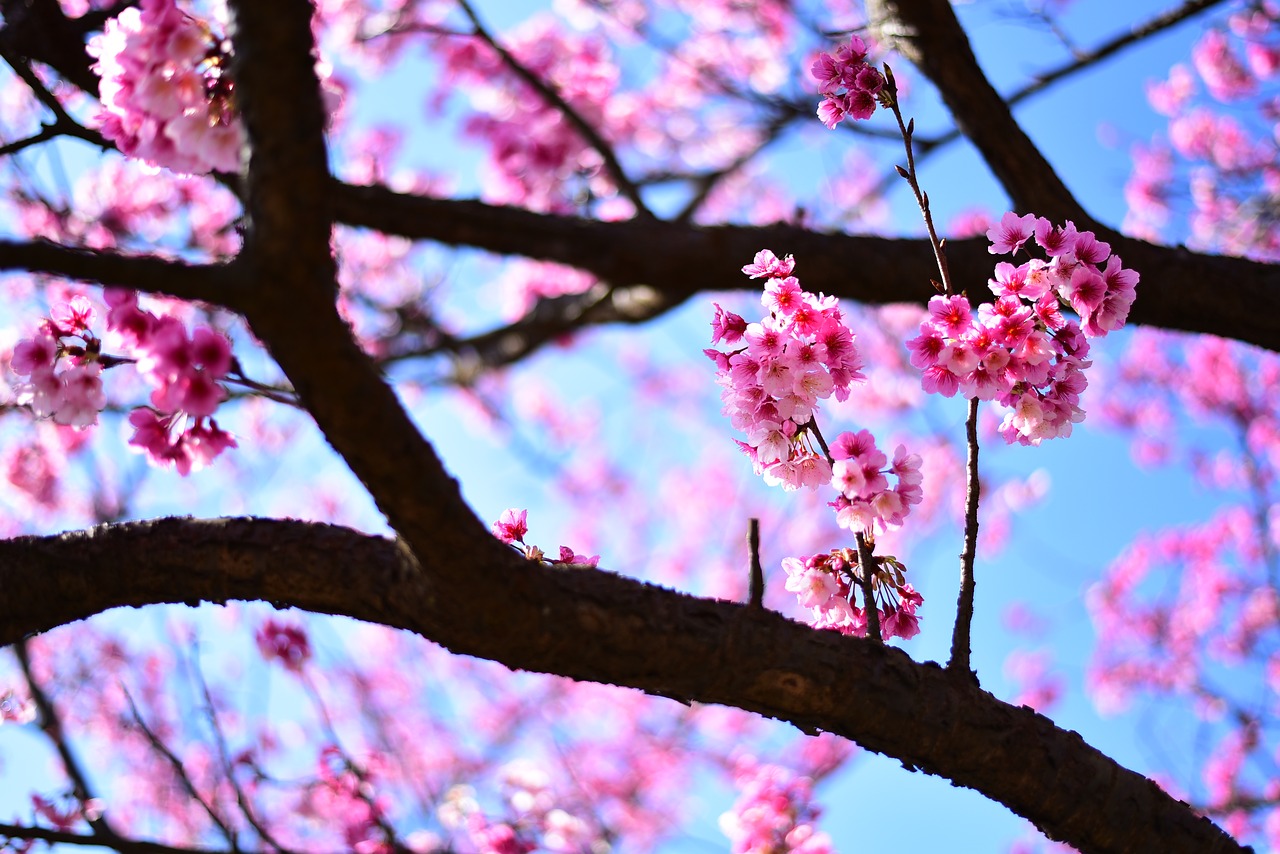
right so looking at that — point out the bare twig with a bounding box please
[1012,0,1230,105]
[454,0,652,219]
[14,640,118,839]
[188,651,296,853]
[883,67,953,296]
[948,396,981,680]
[0,821,229,854]
[0,43,111,152]
[121,687,240,850]
[747,518,764,609]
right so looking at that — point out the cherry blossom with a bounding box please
[906,215,1139,445]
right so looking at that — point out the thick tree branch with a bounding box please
[0,517,1246,854]
[225,0,501,620]
[331,186,1280,356]
[0,239,241,305]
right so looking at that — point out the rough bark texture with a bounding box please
[0,518,1249,854]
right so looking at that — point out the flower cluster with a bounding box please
[107,289,237,474]
[719,760,832,854]
[828,428,922,535]
[492,509,601,567]
[255,619,312,673]
[705,251,865,492]
[782,547,922,641]
[10,296,108,428]
[88,0,245,175]
[906,213,1139,446]
[439,763,600,854]
[8,293,237,475]
[811,35,886,128]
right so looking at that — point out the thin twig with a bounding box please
[454,0,652,219]
[0,44,111,152]
[883,71,981,678]
[14,641,119,840]
[121,686,241,851]
[299,673,412,854]
[0,821,228,854]
[1236,416,1280,590]
[948,397,981,680]
[1010,0,1229,106]
[747,518,764,608]
[883,66,953,296]
[188,651,296,853]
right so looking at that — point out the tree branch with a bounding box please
[0,516,1245,854]
[0,821,232,854]
[0,240,242,305]
[331,185,1280,356]
[225,0,496,589]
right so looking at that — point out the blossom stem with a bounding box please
[884,67,981,675]
[805,417,833,464]
[855,531,882,643]
[808,416,882,642]
[948,396,981,680]
[884,65,954,297]
[748,518,764,608]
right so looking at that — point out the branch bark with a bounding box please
[0,517,1246,854]
[332,185,1280,355]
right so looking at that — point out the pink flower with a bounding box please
[741,249,795,280]
[763,276,805,316]
[910,214,1138,445]
[782,557,839,610]
[711,304,748,345]
[812,36,884,128]
[986,211,1038,254]
[492,509,529,544]
[255,619,312,672]
[554,546,600,567]
[11,331,58,376]
[89,0,248,175]
[55,364,106,428]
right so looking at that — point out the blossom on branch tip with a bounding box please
[811,36,887,128]
[11,306,108,429]
[492,510,600,568]
[89,0,247,175]
[708,254,865,492]
[493,508,529,544]
[103,289,238,473]
[907,214,1140,445]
